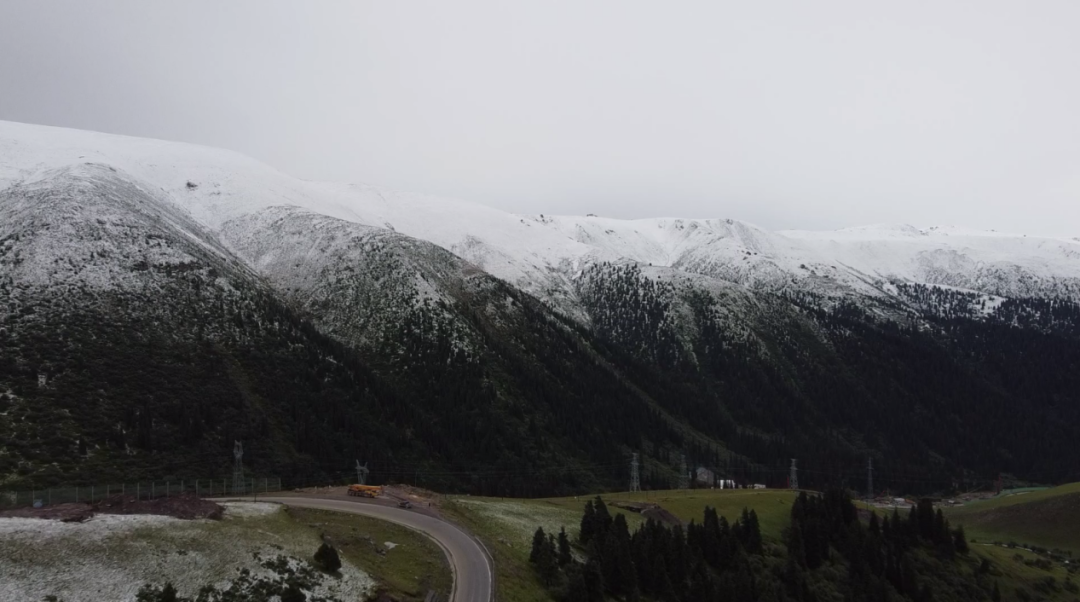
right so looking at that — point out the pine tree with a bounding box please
[557,527,572,566]
[536,534,559,586]
[564,564,589,602]
[313,542,341,573]
[953,525,970,554]
[939,519,956,558]
[788,520,808,568]
[600,513,638,598]
[688,561,715,602]
[593,496,613,542]
[580,499,596,544]
[933,509,948,544]
[530,527,547,564]
[916,500,935,541]
[746,509,763,554]
[583,557,605,602]
[159,583,178,602]
[782,558,807,602]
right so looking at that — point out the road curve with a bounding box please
[255,496,492,602]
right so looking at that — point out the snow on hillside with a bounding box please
[783,224,1080,298]
[0,503,374,602]
[0,120,600,303]
[2,119,1078,306]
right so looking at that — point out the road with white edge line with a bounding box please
[251,496,492,602]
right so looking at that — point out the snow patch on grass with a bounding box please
[0,506,375,602]
[221,501,281,518]
[453,499,582,547]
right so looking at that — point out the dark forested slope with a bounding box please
[2,167,1080,495]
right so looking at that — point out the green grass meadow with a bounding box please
[946,483,1080,555]
[286,507,452,601]
[444,488,799,602]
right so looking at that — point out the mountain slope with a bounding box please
[0,161,724,493]
[3,120,1078,312]
[2,120,1080,496]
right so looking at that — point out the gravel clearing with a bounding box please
[0,502,375,602]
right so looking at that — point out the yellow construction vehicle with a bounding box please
[347,484,383,498]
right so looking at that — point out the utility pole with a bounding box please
[630,453,641,493]
[867,458,874,503]
[232,441,244,495]
[678,453,689,490]
[789,458,798,490]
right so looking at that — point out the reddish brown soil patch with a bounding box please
[94,493,224,520]
[0,502,94,522]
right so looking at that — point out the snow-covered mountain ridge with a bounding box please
[7,120,1080,493]
[2,119,1078,311]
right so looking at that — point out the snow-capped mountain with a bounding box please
[4,119,1080,495]
[3,120,1077,321]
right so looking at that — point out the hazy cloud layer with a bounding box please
[2,1,1078,236]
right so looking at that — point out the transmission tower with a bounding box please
[789,458,798,490]
[232,441,244,494]
[355,460,370,485]
[630,453,641,493]
[867,458,874,501]
[678,453,689,490]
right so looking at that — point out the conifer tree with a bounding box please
[746,509,763,554]
[788,520,808,568]
[313,542,341,573]
[564,564,588,602]
[954,525,970,554]
[530,526,547,564]
[536,534,559,586]
[583,557,605,602]
[593,496,613,542]
[557,526,572,566]
[933,508,948,544]
[580,499,596,544]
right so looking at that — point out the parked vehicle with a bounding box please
[347,484,383,498]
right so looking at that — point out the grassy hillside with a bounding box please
[0,502,450,602]
[587,488,799,539]
[444,496,642,602]
[449,487,1080,602]
[946,483,1080,556]
[444,488,798,602]
[286,507,451,601]
[974,545,1079,602]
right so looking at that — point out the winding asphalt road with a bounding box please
[255,496,492,602]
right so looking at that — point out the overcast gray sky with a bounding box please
[2,1,1078,236]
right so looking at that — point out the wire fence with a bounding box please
[0,477,283,509]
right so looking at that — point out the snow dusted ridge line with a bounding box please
[1,119,1078,308]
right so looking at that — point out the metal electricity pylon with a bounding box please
[232,441,244,494]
